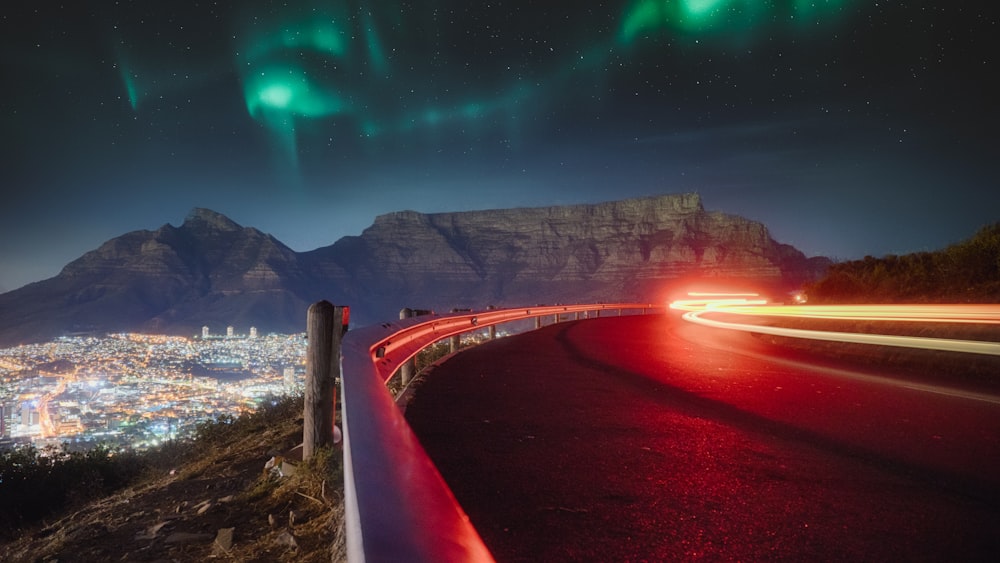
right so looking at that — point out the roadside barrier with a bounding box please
[318,302,659,561]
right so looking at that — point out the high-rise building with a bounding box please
[250,326,258,339]
[0,403,8,437]
[21,402,38,430]
[227,326,234,338]
[202,326,210,339]
[284,367,295,391]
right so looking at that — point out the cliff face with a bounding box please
[0,195,829,346]
[309,193,828,317]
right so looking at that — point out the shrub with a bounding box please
[806,223,1000,303]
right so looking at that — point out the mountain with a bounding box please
[0,194,829,346]
[0,209,321,345]
[309,193,828,311]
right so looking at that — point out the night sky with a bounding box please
[2,1,997,293]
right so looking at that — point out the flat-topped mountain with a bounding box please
[0,194,829,346]
[312,193,828,315]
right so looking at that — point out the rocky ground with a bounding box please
[0,414,346,562]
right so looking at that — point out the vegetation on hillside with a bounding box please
[0,442,147,533]
[805,223,1000,303]
[0,394,344,558]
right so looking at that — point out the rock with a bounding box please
[217,494,235,503]
[196,501,214,515]
[135,521,171,540]
[212,527,235,556]
[164,532,213,545]
[268,513,278,528]
[275,530,298,549]
[289,509,303,526]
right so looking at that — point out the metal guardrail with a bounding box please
[339,303,659,562]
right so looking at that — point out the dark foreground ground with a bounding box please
[405,314,1000,561]
[0,411,345,562]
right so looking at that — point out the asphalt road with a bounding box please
[404,314,1000,562]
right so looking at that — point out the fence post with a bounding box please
[304,300,344,461]
[399,308,416,386]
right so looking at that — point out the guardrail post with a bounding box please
[450,334,461,353]
[304,300,344,460]
[488,324,497,340]
[399,308,416,386]
[534,316,542,329]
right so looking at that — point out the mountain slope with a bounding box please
[0,194,829,346]
[0,209,325,346]
[303,193,828,317]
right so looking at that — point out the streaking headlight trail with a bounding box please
[670,294,1000,356]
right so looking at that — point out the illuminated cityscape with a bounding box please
[0,329,306,451]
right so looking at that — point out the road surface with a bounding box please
[404,314,1000,561]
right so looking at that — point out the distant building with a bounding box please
[202,326,210,339]
[250,326,258,339]
[227,326,234,338]
[284,367,295,391]
[21,402,39,429]
[0,403,8,437]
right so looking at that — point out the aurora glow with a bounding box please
[619,0,852,40]
[231,0,863,174]
[1,1,997,294]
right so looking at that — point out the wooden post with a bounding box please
[450,334,461,354]
[488,324,496,340]
[534,316,542,329]
[304,301,343,460]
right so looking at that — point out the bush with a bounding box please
[806,223,1000,303]
[0,443,144,534]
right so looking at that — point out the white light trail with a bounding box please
[671,294,1000,356]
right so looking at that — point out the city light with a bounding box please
[0,332,307,450]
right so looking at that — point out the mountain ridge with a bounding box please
[0,193,830,346]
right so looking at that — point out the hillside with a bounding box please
[0,397,346,562]
[806,223,1000,303]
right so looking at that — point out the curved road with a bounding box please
[404,314,1000,561]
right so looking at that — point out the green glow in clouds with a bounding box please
[235,1,352,175]
[620,0,853,41]
[120,67,139,111]
[114,43,140,111]
[243,64,344,118]
[683,0,725,16]
[620,0,735,38]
